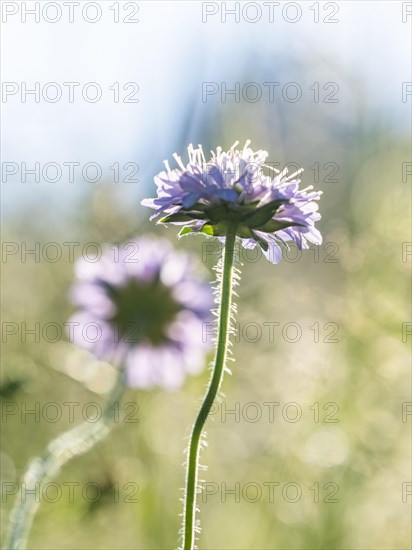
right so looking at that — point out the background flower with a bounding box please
[68,236,212,390]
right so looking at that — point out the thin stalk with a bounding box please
[182,225,238,550]
[3,372,125,550]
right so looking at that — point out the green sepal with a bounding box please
[200,224,214,236]
[178,226,196,237]
[160,213,193,223]
[207,206,230,223]
[178,223,226,238]
[160,211,206,224]
[189,202,209,212]
[200,223,228,237]
[257,219,306,233]
[251,231,269,251]
[239,199,288,228]
[236,225,254,239]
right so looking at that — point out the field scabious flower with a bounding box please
[6,236,214,550]
[142,140,322,263]
[68,236,212,390]
[142,141,323,550]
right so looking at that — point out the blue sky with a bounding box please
[1,1,410,214]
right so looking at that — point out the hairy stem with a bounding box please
[182,225,238,550]
[3,373,125,550]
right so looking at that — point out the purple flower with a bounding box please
[67,236,212,390]
[142,141,322,263]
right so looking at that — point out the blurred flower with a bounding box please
[142,141,322,263]
[68,237,212,390]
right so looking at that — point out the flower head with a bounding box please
[68,236,212,390]
[142,141,322,263]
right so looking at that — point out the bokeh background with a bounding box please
[1,1,411,549]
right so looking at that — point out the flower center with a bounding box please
[103,278,181,345]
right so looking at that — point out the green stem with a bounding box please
[3,372,125,550]
[182,224,238,550]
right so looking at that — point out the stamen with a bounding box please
[187,143,194,163]
[173,153,186,171]
[263,163,280,174]
[243,139,251,152]
[198,144,206,164]
[287,168,304,180]
[300,185,314,192]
